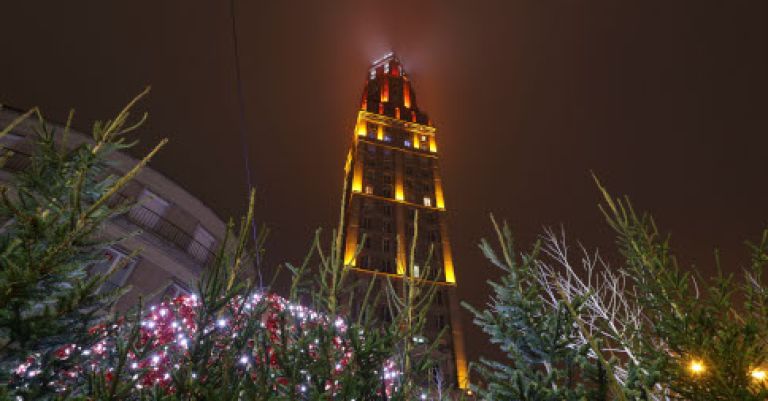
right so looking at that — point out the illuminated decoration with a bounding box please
[429,136,437,152]
[689,360,706,375]
[752,369,767,381]
[11,293,402,397]
[381,79,389,102]
[403,81,411,108]
[351,157,363,192]
[395,182,405,201]
[342,52,468,390]
[357,121,366,137]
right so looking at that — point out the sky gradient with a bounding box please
[2,0,767,362]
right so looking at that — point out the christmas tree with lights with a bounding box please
[0,94,444,400]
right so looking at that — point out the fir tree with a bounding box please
[464,216,614,401]
[0,89,166,397]
[0,94,442,400]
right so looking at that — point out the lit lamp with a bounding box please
[751,368,767,382]
[688,360,706,375]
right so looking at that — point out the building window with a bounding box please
[423,197,432,207]
[382,238,391,252]
[383,222,392,233]
[90,247,137,294]
[404,140,411,147]
[130,188,170,229]
[358,255,371,268]
[384,135,392,142]
[367,123,377,138]
[383,259,392,273]
[189,224,216,264]
[381,185,392,198]
[364,185,373,195]
[437,314,446,329]
[413,264,421,278]
[435,291,443,305]
[361,217,371,229]
[162,281,191,301]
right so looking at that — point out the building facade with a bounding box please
[0,108,227,311]
[340,54,469,390]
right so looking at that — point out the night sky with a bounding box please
[2,1,767,363]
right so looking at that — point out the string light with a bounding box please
[688,360,706,375]
[10,291,401,397]
[752,368,767,381]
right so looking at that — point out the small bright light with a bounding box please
[752,369,767,381]
[689,360,706,375]
[216,319,227,328]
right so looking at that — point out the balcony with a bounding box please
[1,147,217,268]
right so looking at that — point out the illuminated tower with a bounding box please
[340,53,468,389]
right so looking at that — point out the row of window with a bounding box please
[363,124,432,152]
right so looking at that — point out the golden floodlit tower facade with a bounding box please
[340,53,468,390]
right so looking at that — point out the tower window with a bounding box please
[413,264,421,278]
[423,197,432,207]
[384,135,392,142]
[436,314,445,329]
[383,259,392,273]
[382,238,390,252]
[404,140,411,147]
[364,185,373,195]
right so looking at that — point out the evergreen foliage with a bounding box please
[0,90,166,397]
[464,216,612,400]
[467,180,768,400]
[0,94,445,400]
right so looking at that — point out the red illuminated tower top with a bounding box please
[360,53,430,125]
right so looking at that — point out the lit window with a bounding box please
[384,135,392,142]
[404,140,411,147]
[413,264,420,278]
[364,185,373,195]
[369,70,376,79]
[421,135,427,142]
[423,197,432,207]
